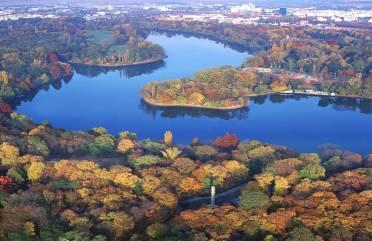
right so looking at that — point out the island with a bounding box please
[142,65,371,110]
[141,67,253,110]
[69,29,167,67]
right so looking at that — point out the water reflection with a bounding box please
[72,60,166,78]
[141,95,371,120]
[144,30,248,54]
[11,76,73,107]
[140,99,250,120]
[318,97,372,114]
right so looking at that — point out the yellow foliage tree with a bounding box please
[75,160,99,171]
[255,172,274,191]
[100,212,135,239]
[271,80,289,92]
[161,147,181,160]
[274,176,290,196]
[117,139,135,154]
[23,221,35,236]
[142,175,161,194]
[27,162,46,182]
[0,71,9,85]
[164,130,173,145]
[187,92,206,105]
[0,143,20,166]
[223,160,249,181]
[114,172,140,189]
[153,188,178,209]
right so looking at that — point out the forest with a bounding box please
[0,17,166,109]
[142,67,253,109]
[142,65,371,110]
[136,18,371,100]
[0,112,371,241]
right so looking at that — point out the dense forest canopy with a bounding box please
[142,64,371,110]
[0,113,371,241]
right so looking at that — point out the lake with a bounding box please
[15,33,372,154]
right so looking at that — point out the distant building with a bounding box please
[279,8,287,16]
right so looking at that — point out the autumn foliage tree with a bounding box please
[214,133,239,150]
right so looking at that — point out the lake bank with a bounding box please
[142,96,248,110]
[69,56,167,68]
[15,33,372,154]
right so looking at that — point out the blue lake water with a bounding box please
[15,33,372,154]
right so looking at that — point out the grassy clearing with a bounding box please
[87,30,114,44]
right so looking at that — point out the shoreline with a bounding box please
[143,92,371,111]
[69,56,167,68]
[142,96,248,110]
[278,91,372,100]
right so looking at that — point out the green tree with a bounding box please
[239,191,271,210]
[299,164,326,180]
[130,155,160,168]
[27,136,50,157]
[88,134,115,156]
[286,227,321,241]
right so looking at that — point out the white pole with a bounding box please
[211,185,216,207]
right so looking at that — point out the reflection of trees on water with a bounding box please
[140,99,250,120]
[143,30,249,54]
[72,60,166,78]
[11,60,165,109]
[257,95,371,114]
[318,97,371,114]
[140,95,371,120]
[11,76,73,108]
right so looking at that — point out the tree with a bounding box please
[113,172,140,189]
[178,177,202,195]
[172,158,197,175]
[271,80,289,92]
[0,176,12,191]
[23,222,35,237]
[130,155,160,168]
[299,164,326,180]
[141,175,161,194]
[7,167,26,185]
[27,136,50,157]
[116,139,135,154]
[0,103,12,113]
[214,133,239,150]
[0,71,9,85]
[161,147,181,161]
[255,172,274,191]
[164,130,173,145]
[146,223,168,239]
[0,143,20,166]
[153,187,178,209]
[286,227,322,241]
[239,191,271,210]
[187,92,206,105]
[88,134,115,156]
[27,162,46,182]
[274,176,290,196]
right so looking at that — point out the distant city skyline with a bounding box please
[0,0,371,8]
